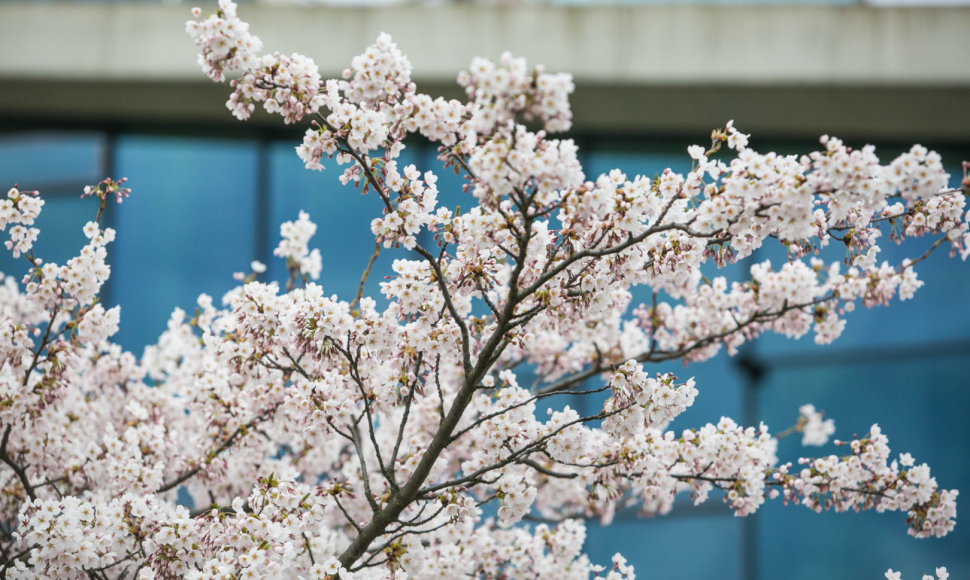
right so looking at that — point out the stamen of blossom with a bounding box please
[81,177,131,205]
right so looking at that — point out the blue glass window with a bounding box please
[755,357,970,578]
[111,135,259,350]
[0,132,103,285]
[0,132,102,188]
[586,514,743,579]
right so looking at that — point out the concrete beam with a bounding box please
[1,3,968,140]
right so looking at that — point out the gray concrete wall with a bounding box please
[1,3,968,140]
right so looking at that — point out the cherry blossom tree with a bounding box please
[1,1,967,578]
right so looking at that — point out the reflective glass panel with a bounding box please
[111,135,259,350]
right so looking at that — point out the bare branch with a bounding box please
[0,426,35,501]
[350,240,382,312]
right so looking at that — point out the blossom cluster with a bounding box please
[0,1,965,577]
[779,426,958,539]
[185,0,262,83]
[797,404,835,447]
[228,52,324,124]
[275,210,323,281]
[602,362,698,436]
[458,52,575,134]
[2,187,43,259]
[370,163,440,250]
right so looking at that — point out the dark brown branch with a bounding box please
[333,493,364,534]
[389,355,423,483]
[23,304,60,388]
[521,458,578,479]
[335,156,539,569]
[349,423,381,513]
[413,245,473,376]
[0,426,35,501]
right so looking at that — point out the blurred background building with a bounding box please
[1,0,969,578]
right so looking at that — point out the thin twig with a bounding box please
[350,240,382,311]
